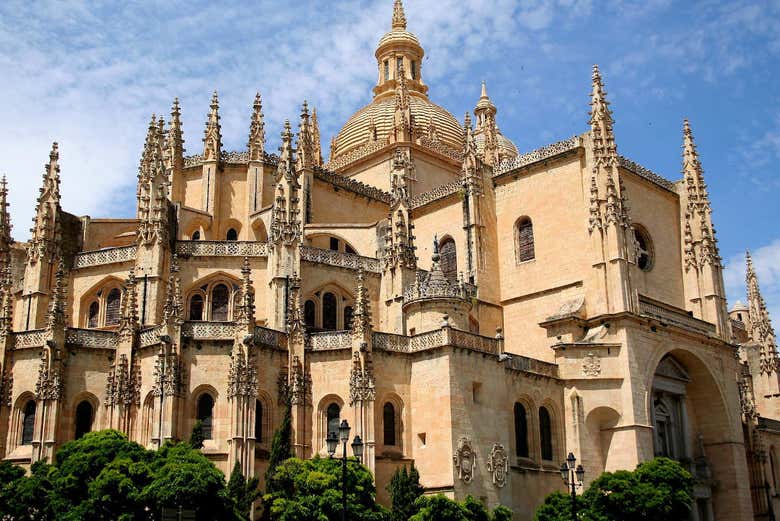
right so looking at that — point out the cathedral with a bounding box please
[1,1,779,519]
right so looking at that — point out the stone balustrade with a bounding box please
[502,354,559,378]
[11,329,46,349]
[139,326,164,347]
[300,246,381,273]
[73,245,137,269]
[176,241,268,257]
[253,326,288,350]
[638,295,716,336]
[373,327,500,355]
[181,321,236,340]
[65,328,118,349]
[308,331,352,351]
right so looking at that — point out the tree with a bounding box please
[228,460,261,519]
[410,495,511,521]
[387,463,424,521]
[265,403,292,492]
[189,420,206,449]
[262,456,390,521]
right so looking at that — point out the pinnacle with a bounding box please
[481,80,488,99]
[392,0,407,30]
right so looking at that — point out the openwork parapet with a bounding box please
[373,328,499,355]
[502,355,559,378]
[495,136,581,177]
[11,330,46,349]
[65,328,118,349]
[182,321,236,340]
[308,331,352,351]
[313,166,392,204]
[73,245,137,269]
[252,326,288,350]
[410,180,462,209]
[300,246,381,273]
[183,150,279,168]
[618,156,676,192]
[638,295,716,335]
[176,241,268,257]
[139,326,164,347]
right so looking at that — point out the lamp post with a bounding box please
[326,419,364,521]
[560,452,585,520]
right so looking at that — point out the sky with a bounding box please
[1,0,780,319]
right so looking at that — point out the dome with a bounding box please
[377,29,421,50]
[332,95,464,160]
[474,132,519,160]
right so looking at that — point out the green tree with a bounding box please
[228,460,261,519]
[387,463,424,521]
[410,495,510,521]
[265,403,292,492]
[533,491,574,521]
[189,420,206,449]
[262,456,389,521]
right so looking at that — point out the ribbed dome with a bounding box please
[377,29,421,49]
[474,132,519,160]
[332,95,464,160]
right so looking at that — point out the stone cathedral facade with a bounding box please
[1,1,780,519]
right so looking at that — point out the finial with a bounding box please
[481,80,488,99]
[392,0,407,30]
[248,92,265,160]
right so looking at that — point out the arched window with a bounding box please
[88,301,100,328]
[516,218,535,263]
[304,300,316,328]
[189,294,204,321]
[255,400,263,443]
[197,394,214,440]
[322,292,337,330]
[383,402,396,446]
[191,231,201,241]
[344,306,354,330]
[439,238,457,282]
[514,402,529,458]
[75,400,94,439]
[226,228,238,241]
[21,400,36,445]
[326,403,340,438]
[539,406,553,461]
[105,288,122,326]
[633,225,654,272]
[211,284,229,321]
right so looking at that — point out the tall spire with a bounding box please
[166,98,184,173]
[311,107,323,167]
[392,0,407,30]
[29,142,62,263]
[0,176,12,265]
[248,92,265,161]
[474,81,499,166]
[746,251,778,374]
[296,101,314,170]
[589,65,617,165]
[46,257,67,332]
[277,120,295,179]
[137,115,170,245]
[203,90,222,161]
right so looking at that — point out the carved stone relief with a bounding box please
[487,443,509,487]
[453,436,476,484]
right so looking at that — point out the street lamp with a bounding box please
[327,419,364,521]
[560,452,585,520]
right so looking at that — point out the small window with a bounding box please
[383,402,397,446]
[226,228,238,241]
[198,394,215,440]
[326,403,340,439]
[88,301,100,328]
[411,61,417,80]
[304,300,316,327]
[189,294,204,321]
[633,225,654,271]
[329,237,339,251]
[539,406,553,461]
[737,313,743,322]
[255,400,263,443]
[514,403,529,458]
[516,217,535,263]
[21,400,36,445]
[105,288,121,326]
[472,382,482,404]
[211,284,229,321]
[344,306,353,330]
[75,400,94,439]
[191,231,201,241]
[322,292,337,330]
[439,238,457,282]
[384,60,389,81]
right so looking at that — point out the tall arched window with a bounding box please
[514,402,529,458]
[516,217,535,263]
[439,238,457,282]
[88,301,100,328]
[226,228,238,241]
[189,294,204,321]
[105,288,122,326]
[75,400,94,439]
[322,293,337,330]
[383,402,396,446]
[326,403,340,438]
[211,284,229,321]
[255,400,263,443]
[197,394,214,440]
[304,300,316,327]
[344,306,354,330]
[21,400,36,445]
[539,406,553,461]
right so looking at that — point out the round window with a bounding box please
[633,226,654,272]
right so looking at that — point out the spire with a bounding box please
[296,101,314,170]
[118,269,139,340]
[166,98,184,172]
[137,115,170,246]
[311,107,323,167]
[237,256,255,328]
[203,90,222,161]
[46,257,67,332]
[29,142,61,263]
[351,268,372,338]
[474,81,499,165]
[162,255,183,327]
[277,120,295,179]
[589,65,617,163]
[746,251,778,374]
[0,176,12,265]
[248,92,265,161]
[392,0,407,30]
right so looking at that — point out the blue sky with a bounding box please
[2,0,780,319]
